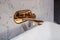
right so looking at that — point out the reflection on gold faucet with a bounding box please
[14,9,36,24]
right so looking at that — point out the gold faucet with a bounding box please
[14,9,43,25]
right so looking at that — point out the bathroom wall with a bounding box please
[0,0,54,31]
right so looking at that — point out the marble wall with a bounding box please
[0,0,54,29]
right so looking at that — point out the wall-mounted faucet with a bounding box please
[14,9,43,25]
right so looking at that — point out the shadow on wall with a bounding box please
[54,0,60,24]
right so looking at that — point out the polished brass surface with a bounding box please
[14,9,36,24]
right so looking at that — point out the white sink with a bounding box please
[11,22,60,40]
